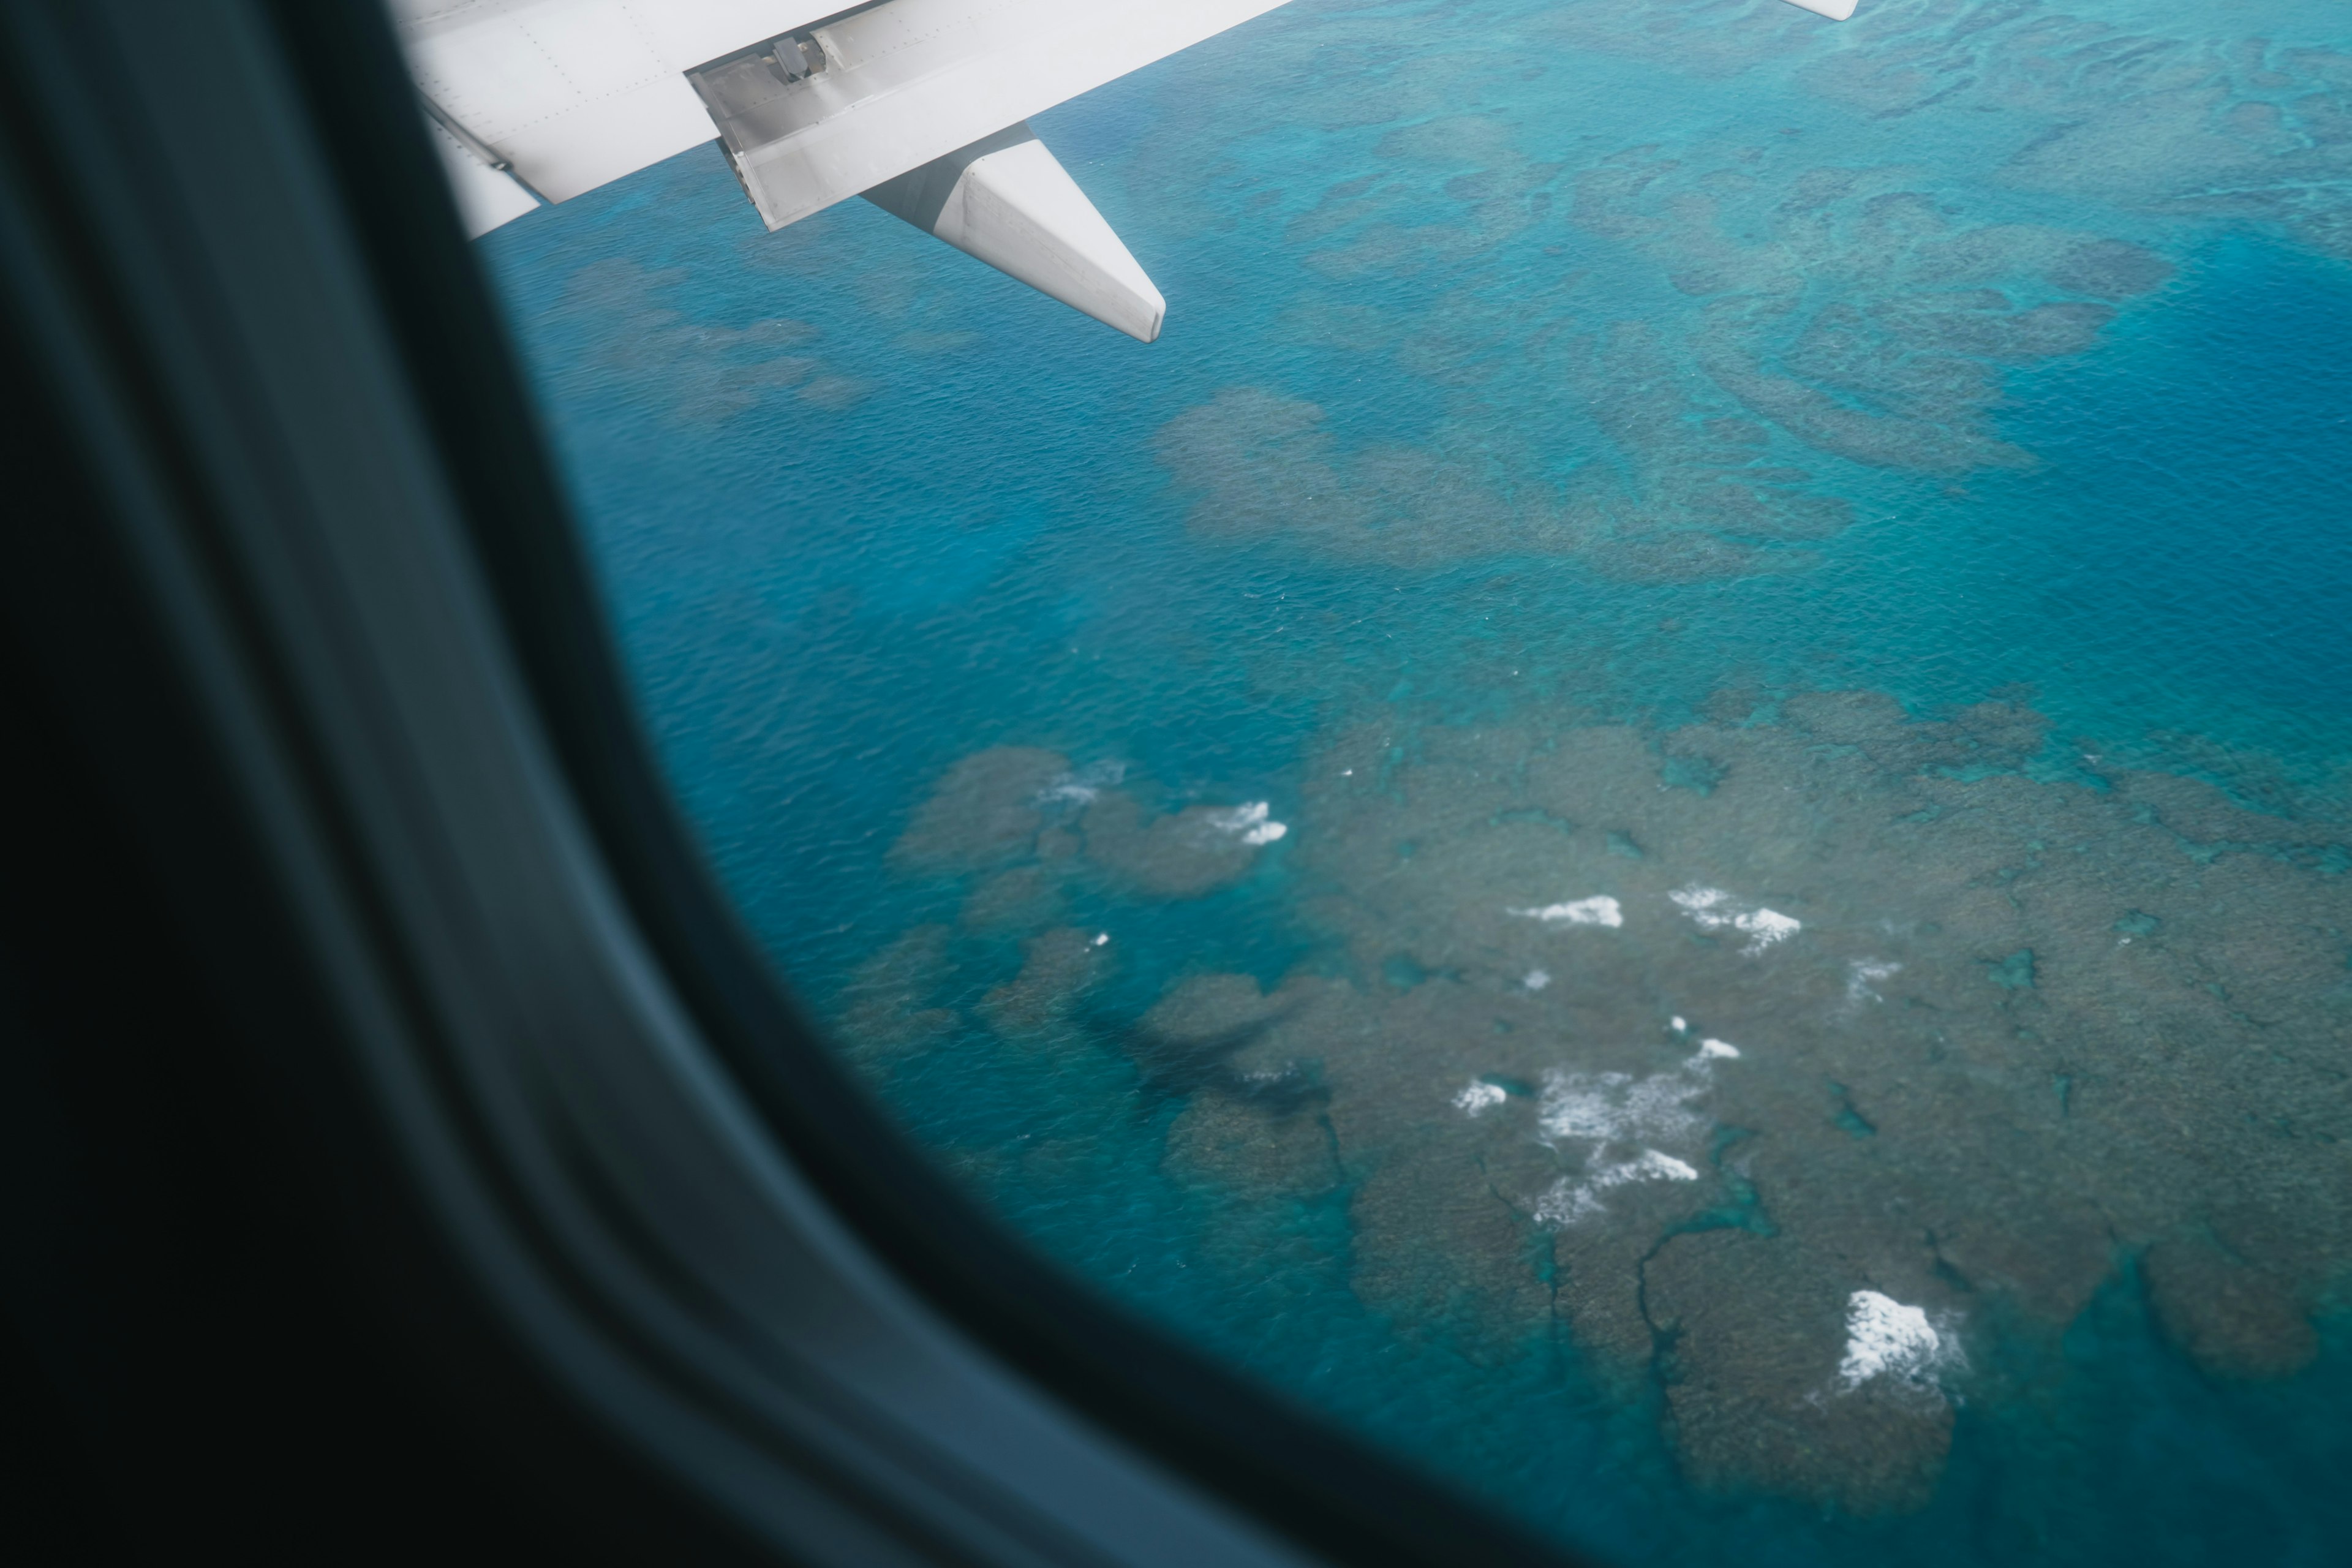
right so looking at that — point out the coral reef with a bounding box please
[842,694,2352,1511]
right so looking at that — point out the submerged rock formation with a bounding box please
[841,694,2352,1512]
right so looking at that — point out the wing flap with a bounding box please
[397,0,842,201]
[690,0,1287,230]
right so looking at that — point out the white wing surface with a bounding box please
[679,1,1283,232]
[392,0,1285,340]
[391,2,1852,338]
[396,1,813,204]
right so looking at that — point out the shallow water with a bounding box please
[480,0,2352,1559]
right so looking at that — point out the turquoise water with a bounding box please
[479,1,2352,1559]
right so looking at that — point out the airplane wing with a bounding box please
[393,1,1855,342]
[393,0,1288,341]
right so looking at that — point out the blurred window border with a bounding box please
[0,1,1579,1564]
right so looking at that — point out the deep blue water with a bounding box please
[480,1,2352,1560]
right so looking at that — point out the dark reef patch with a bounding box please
[841,693,2352,1511]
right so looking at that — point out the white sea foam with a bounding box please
[1528,1031,1749,1225]
[1455,1080,1508,1115]
[1536,1184,1606,1225]
[1631,1149,1700,1182]
[1509,895,1623,928]
[1536,1036,1749,1147]
[1670,884,1801,954]
[1670,1015,1687,1033]
[1838,1291,1955,1392]
[1524,968,1551,991]
[1039,760,1128,804]
[1539,1068,1708,1146]
[1536,1148,1701,1225]
[1846,958,1902,1005]
[1205,801,1289,846]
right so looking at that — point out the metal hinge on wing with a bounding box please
[688,2,891,104]
[769,31,831,83]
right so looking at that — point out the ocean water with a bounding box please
[477,0,2352,1560]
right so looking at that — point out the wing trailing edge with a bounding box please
[395,0,1282,336]
[396,0,1856,335]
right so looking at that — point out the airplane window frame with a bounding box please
[0,0,1578,1562]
